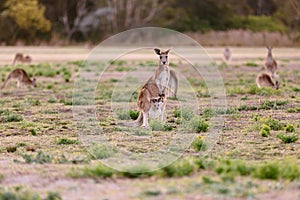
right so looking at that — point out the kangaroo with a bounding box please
[119,48,171,128]
[12,53,32,66]
[149,96,164,119]
[167,69,178,97]
[265,46,278,78]
[256,73,279,89]
[223,47,231,61]
[1,68,37,89]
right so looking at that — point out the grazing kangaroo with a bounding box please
[223,47,231,61]
[12,53,32,66]
[119,48,171,128]
[1,68,37,89]
[256,73,279,89]
[265,46,278,78]
[168,69,178,97]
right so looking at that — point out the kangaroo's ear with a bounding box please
[165,49,171,54]
[154,48,161,55]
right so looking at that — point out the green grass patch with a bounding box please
[88,143,114,159]
[57,137,79,145]
[245,62,258,67]
[191,136,207,151]
[276,133,299,144]
[260,124,271,137]
[190,116,209,133]
[0,110,23,123]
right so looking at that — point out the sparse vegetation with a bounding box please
[88,143,114,159]
[191,136,207,151]
[276,133,299,144]
[0,49,299,199]
[57,137,79,145]
[191,116,209,133]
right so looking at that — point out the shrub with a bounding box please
[122,165,154,178]
[57,137,79,145]
[231,15,287,32]
[149,120,164,131]
[80,164,115,178]
[22,151,53,164]
[191,116,209,133]
[263,117,283,131]
[276,133,298,144]
[6,145,17,153]
[117,109,139,120]
[253,162,279,180]
[260,124,271,137]
[161,159,194,177]
[88,143,114,159]
[191,136,207,151]
[1,112,23,122]
[285,124,295,133]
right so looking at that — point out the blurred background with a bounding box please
[0,0,299,46]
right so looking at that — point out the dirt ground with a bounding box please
[0,46,299,200]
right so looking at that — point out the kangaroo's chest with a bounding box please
[156,70,169,88]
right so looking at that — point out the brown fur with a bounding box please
[119,49,171,128]
[256,73,279,89]
[12,53,32,66]
[1,68,37,89]
[265,46,278,78]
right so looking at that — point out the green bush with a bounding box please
[1,111,23,122]
[191,136,207,151]
[231,15,287,32]
[122,165,154,178]
[161,159,194,177]
[260,124,271,137]
[253,162,279,180]
[88,143,114,159]
[263,117,283,131]
[191,116,209,133]
[57,137,79,145]
[285,124,295,133]
[81,164,115,178]
[276,133,298,143]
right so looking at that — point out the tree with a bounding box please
[4,0,51,33]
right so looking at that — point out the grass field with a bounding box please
[0,46,299,200]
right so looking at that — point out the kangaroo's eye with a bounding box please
[166,56,168,59]
[160,56,162,59]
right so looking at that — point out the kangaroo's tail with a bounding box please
[117,112,143,127]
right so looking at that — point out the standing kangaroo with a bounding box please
[12,53,32,66]
[1,68,37,89]
[223,47,231,62]
[265,46,278,78]
[256,73,279,89]
[168,69,178,97]
[119,48,171,128]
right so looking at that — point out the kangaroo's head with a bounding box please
[154,48,171,66]
[266,46,273,55]
[32,78,37,88]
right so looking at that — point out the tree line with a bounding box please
[0,0,299,45]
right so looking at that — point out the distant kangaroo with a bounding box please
[168,69,178,97]
[223,47,231,61]
[12,53,32,66]
[119,48,171,128]
[265,46,278,78]
[1,68,37,89]
[256,73,279,89]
